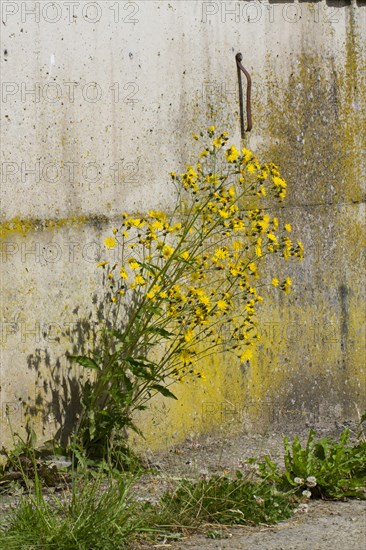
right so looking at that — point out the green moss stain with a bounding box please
[0,214,113,239]
[260,20,365,206]
[243,18,366,423]
[341,9,366,202]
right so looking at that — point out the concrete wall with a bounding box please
[1,1,365,450]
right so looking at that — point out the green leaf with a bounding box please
[108,328,128,342]
[125,356,158,369]
[68,355,100,370]
[139,261,159,275]
[129,423,145,437]
[146,326,175,338]
[151,384,178,400]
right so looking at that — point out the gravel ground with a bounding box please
[1,428,365,549]
[134,429,366,550]
[144,499,365,550]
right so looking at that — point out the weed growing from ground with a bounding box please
[248,426,366,500]
[146,471,294,530]
[70,127,303,458]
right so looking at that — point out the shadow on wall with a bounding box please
[24,293,108,449]
[24,272,141,449]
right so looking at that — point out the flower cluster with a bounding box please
[98,127,303,391]
[294,476,317,499]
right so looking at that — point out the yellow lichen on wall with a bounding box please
[131,350,249,450]
[132,14,366,447]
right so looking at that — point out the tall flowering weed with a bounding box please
[70,128,303,457]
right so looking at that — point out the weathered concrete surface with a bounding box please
[0,1,365,450]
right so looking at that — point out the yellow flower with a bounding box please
[135,274,146,286]
[213,248,228,260]
[162,244,175,258]
[208,125,215,132]
[272,176,286,188]
[170,171,176,178]
[112,227,118,234]
[146,284,159,299]
[191,271,203,281]
[184,330,194,343]
[285,224,292,232]
[271,278,279,287]
[297,240,304,260]
[104,237,117,249]
[198,294,210,306]
[217,299,228,311]
[159,291,168,299]
[284,276,292,291]
[284,237,292,261]
[241,148,252,162]
[267,233,278,244]
[187,166,198,179]
[218,209,229,219]
[151,220,164,231]
[228,186,236,199]
[170,222,182,232]
[180,349,192,364]
[119,268,128,279]
[111,296,117,303]
[127,218,145,228]
[270,163,280,176]
[255,238,262,258]
[97,261,109,268]
[213,137,222,147]
[148,210,167,222]
[180,251,190,260]
[199,149,209,158]
[232,218,245,231]
[128,258,140,270]
[193,134,199,140]
[248,262,257,273]
[240,348,253,362]
[256,214,270,233]
[225,144,240,162]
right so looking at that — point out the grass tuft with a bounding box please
[0,471,138,550]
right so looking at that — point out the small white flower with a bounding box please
[306,476,317,487]
[294,477,304,484]
[302,490,312,499]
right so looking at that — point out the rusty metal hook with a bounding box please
[235,52,252,136]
